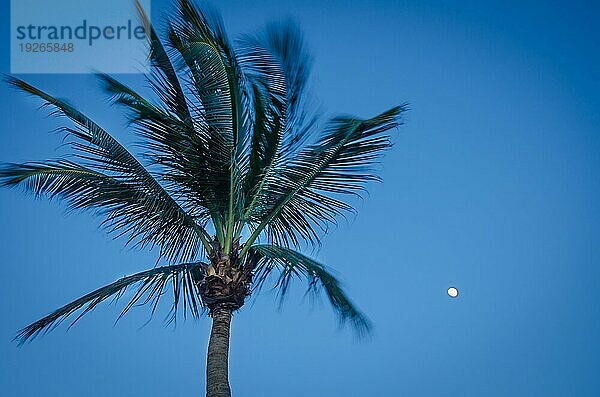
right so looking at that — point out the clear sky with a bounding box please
[1,0,600,396]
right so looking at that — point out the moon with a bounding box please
[447,287,459,298]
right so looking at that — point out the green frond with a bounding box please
[237,21,316,221]
[0,160,207,260]
[242,105,407,251]
[166,3,238,241]
[5,76,212,257]
[167,0,254,252]
[135,0,192,123]
[168,0,235,144]
[242,83,284,206]
[238,20,312,133]
[15,263,206,345]
[133,0,221,213]
[247,244,371,337]
[96,73,213,213]
[0,160,103,188]
[259,20,314,146]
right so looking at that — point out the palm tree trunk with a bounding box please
[206,307,232,397]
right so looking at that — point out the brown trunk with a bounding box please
[206,307,232,397]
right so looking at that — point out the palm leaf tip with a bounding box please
[248,244,372,337]
[5,76,59,107]
[0,163,31,187]
[13,263,206,346]
[309,268,373,337]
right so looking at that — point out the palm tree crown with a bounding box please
[1,1,405,395]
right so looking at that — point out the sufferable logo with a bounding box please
[15,20,147,46]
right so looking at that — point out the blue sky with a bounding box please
[1,0,600,396]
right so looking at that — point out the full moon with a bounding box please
[447,287,459,298]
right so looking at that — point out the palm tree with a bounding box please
[0,1,406,396]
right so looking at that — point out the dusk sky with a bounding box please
[1,1,600,396]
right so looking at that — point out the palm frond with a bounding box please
[168,0,234,146]
[5,76,211,257]
[257,20,314,152]
[241,83,284,215]
[15,262,206,345]
[0,160,208,260]
[96,73,213,215]
[246,244,371,336]
[167,0,254,252]
[134,1,224,217]
[135,0,192,123]
[238,20,312,138]
[133,0,223,208]
[237,21,316,221]
[243,105,407,251]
